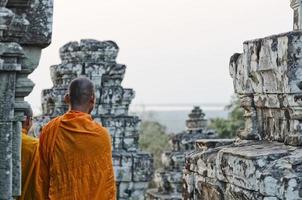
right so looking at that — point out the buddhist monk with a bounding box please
[19,106,39,200]
[36,77,116,200]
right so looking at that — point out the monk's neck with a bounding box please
[69,106,91,114]
[22,128,28,135]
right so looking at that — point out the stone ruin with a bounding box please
[146,107,218,200]
[33,39,153,200]
[183,1,302,199]
[3,0,302,199]
[0,0,53,199]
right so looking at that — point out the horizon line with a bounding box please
[131,103,228,107]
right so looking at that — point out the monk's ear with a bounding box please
[27,115,33,129]
[24,116,30,127]
[90,94,96,105]
[64,94,70,104]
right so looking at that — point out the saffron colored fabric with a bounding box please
[19,128,39,200]
[36,111,116,200]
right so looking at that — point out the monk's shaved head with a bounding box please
[68,77,95,107]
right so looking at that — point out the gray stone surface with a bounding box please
[33,39,153,200]
[291,0,302,30]
[146,107,218,200]
[183,2,302,200]
[0,0,53,199]
[0,122,13,199]
[184,140,302,200]
[230,31,302,145]
[12,122,21,196]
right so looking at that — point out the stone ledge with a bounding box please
[195,139,235,151]
[146,188,182,200]
[184,141,302,199]
[217,142,296,191]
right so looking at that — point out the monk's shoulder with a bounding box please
[93,121,111,139]
[39,116,62,145]
[22,134,39,147]
[93,122,108,133]
[41,116,61,133]
[22,134,39,155]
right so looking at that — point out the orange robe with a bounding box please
[19,128,39,200]
[36,110,116,200]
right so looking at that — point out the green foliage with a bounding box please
[209,96,245,138]
[139,121,170,169]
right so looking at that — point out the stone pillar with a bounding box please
[0,43,22,199]
[0,0,53,199]
[291,0,302,30]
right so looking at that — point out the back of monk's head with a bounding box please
[67,77,95,113]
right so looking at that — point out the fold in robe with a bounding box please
[19,128,39,200]
[36,110,116,200]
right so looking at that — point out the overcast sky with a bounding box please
[26,0,292,114]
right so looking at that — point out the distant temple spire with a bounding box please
[185,106,207,133]
[291,0,302,30]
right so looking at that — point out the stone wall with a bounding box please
[146,107,217,200]
[0,0,53,199]
[33,39,153,200]
[230,31,302,145]
[183,2,302,200]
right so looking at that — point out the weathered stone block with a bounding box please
[12,121,21,195]
[216,142,295,191]
[0,122,13,199]
[183,140,302,199]
[146,188,182,200]
[291,0,302,30]
[259,148,302,199]
[113,152,133,182]
[195,139,235,151]
[224,184,265,200]
[0,73,15,120]
[193,177,224,200]
[118,182,149,200]
[230,31,302,145]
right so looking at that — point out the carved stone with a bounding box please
[291,0,302,30]
[0,0,53,199]
[230,31,302,145]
